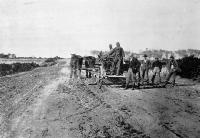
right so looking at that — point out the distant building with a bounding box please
[8,54,16,59]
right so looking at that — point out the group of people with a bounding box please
[70,42,180,90]
[104,42,180,90]
[124,54,179,90]
[107,42,125,75]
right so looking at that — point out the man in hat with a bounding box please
[151,57,162,84]
[125,54,141,90]
[164,55,179,86]
[110,42,125,75]
[140,54,151,84]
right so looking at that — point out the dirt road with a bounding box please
[0,60,200,138]
[0,60,69,138]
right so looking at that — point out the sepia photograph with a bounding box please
[0,0,200,137]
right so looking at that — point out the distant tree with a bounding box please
[0,53,9,58]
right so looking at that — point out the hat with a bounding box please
[170,55,174,59]
[155,57,159,59]
[143,54,148,57]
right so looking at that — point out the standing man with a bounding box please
[151,57,162,84]
[135,55,141,88]
[110,42,125,75]
[125,55,141,90]
[140,54,151,84]
[164,55,179,87]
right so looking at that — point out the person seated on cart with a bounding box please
[125,54,141,90]
[151,57,162,84]
[109,42,125,75]
[109,44,113,51]
[97,46,114,75]
[106,44,115,74]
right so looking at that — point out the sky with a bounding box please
[0,0,200,58]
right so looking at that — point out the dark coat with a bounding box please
[167,59,179,71]
[129,57,141,73]
[152,60,162,70]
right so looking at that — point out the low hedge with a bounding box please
[0,62,39,77]
[177,56,200,81]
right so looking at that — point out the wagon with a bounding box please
[80,56,129,89]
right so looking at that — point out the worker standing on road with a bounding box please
[140,54,151,84]
[151,57,162,84]
[110,42,125,75]
[164,55,180,87]
[135,56,141,88]
[125,55,140,90]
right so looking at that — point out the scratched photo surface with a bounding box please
[0,0,200,138]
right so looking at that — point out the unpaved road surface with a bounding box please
[0,59,200,138]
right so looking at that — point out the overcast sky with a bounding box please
[0,0,200,57]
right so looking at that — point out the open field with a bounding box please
[0,58,46,65]
[0,59,200,138]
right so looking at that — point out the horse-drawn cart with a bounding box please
[80,56,128,89]
[81,57,165,89]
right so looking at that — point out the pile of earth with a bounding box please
[37,78,151,138]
